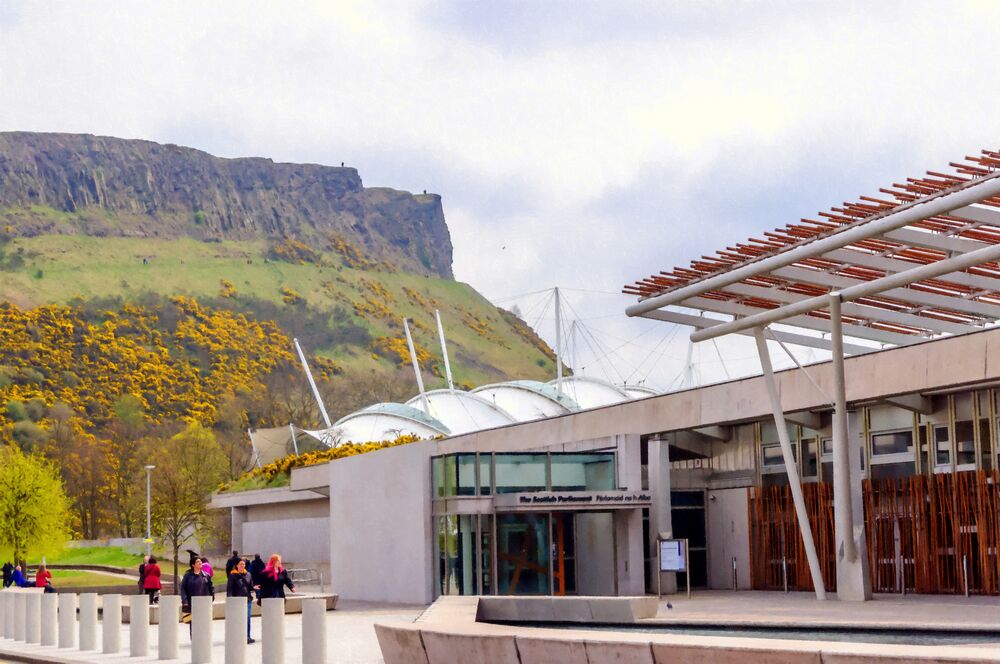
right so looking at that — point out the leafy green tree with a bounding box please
[149,423,228,590]
[107,394,148,537]
[0,445,71,563]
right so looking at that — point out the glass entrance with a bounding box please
[496,512,578,595]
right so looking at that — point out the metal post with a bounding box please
[753,327,827,600]
[829,294,872,601]
[685,539,691,599]
[435,310,454,391]
[403,319,430,413]
[963,555,970,597]
[293,338,332,428]
[732,557,738,590]
[145,464,156,557]
[554,287,563,393]
[782,557,788,593]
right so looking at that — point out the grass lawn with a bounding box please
[49,569,135,588]
[47,545,145,568]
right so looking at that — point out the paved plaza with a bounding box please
[0,600,425,664]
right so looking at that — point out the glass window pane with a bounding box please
[494,454,548,493]
[456,454,477,496]
[432,457,448,499]
[871,430,913,456]
[934,425,950,466]
[821,437,833,456]
[803,438,818,477]
[497,513,550,594]
[762,444,783,467]
[479,454,492,496]
[955,420,976,465]
[550,453,616,491]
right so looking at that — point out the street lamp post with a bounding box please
[144,465,156,556]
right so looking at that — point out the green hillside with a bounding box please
[0,233,556,395]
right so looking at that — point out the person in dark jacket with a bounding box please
[225,550,241,576]
[179,554,214,635]
[248,554,265,599]
[259,553,295,599]
[226,559,256,643]
[2,561,12,588]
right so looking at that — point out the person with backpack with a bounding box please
[142,556,162,604]
[248,554,265,600]
[226,558,256,644]
[225,550,241,576]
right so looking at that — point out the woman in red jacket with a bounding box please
[34,564,52,590]
[142,556,161,604]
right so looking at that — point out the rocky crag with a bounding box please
[0,132,452,277]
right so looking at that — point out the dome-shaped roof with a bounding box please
[325,402,450,444]
[546,376,631,410]
[472,380,578,421]
[405,389,516,435]
[620,384,659,400]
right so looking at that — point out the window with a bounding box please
[955,420,976,466]
[821,437,833,456]
[550,453,616,491]
[934,425,950,466]
[802,438,818,478]
[871,430,913,456]
[494,453,548,493]
[761,444,784,467]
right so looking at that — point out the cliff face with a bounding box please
[0,132,453,277]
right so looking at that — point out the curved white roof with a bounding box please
[472,380,577,422]
[621,384,659,400]
[405,389,516,435]
[328,402,450,444]
[546,376,631,410]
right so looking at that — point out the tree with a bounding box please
[106,394,148,537]
[0,445,72,563]
[149,423,228,590]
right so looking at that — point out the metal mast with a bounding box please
[554,287,563,392]
[293,338,332,429]
[404,319,430,413]
[435,309,455,391]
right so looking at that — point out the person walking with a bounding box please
[226,559,256,644]
[200,557,213,578]
[2,561,12,588]
[248,554,265,600]
[225,550,241,576]
[142,556,161,604]
[259,554,295,599]
[34,564,52,591]
[138,555,148,592]
[179,555,214,636]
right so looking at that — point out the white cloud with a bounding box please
[3,0,1000,388]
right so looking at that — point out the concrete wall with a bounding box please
[329,442,434,604]
[706,488,751,590]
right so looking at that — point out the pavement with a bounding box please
[648,590,1000,633]
[0,599,426,664]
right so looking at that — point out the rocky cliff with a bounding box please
[0,132,453,277]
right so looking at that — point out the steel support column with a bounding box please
[753,327,826,600]
[829,294,873,601]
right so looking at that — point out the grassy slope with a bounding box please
[46,545,145,567]
[50,569,136,587]
[0,235,554,388]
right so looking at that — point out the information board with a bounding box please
[658,539,687,572]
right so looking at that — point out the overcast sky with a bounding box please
[4,1,1000,390]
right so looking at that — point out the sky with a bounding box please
[3,1,1000,390]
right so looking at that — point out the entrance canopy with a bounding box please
[625,150,1000,353]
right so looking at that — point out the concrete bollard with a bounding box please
[25,591,41,644]
[41,593,58,646]
[159,595,180,661]
[191,595,213,664]
[102,594,121,654]
[261,598,284,664]
[225,597,247,664]
[0,590,6,638]
[129,594,149,657]
[3,592,13,640]
[79,593,98,650]
[57,593,76,648]
[14,592,25,641]
[301,598,327,664]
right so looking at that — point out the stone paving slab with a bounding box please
[648,591,1000,632]
[0,599,425,664]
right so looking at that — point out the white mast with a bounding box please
[554,287,563,393]
[293,338,332,429]
[435,309,455,391]
[404,319,430,412]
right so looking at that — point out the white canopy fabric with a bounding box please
[405,389,517,435]
[546,376,631,410]
[472,380,577,422]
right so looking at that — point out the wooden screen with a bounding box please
[748,470,1000,595]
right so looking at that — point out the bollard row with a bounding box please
[0,589,329,664]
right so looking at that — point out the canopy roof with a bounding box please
[625,150,1000,352]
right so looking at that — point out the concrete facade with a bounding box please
[215,327,1000,603]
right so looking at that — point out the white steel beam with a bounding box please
[822,248,1000,293]
[770,266,999,319]
[950,203,1000,226]
[722,283,976,335]
[754,327,827,600]
[690,240,1000,343]
[882,227,988,255]
[682,296,919,346]
[627,172,1000,318]
[641,309,874,355]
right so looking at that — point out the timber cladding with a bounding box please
[748,471,1000,595]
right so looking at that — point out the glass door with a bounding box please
[497,513,550,594]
